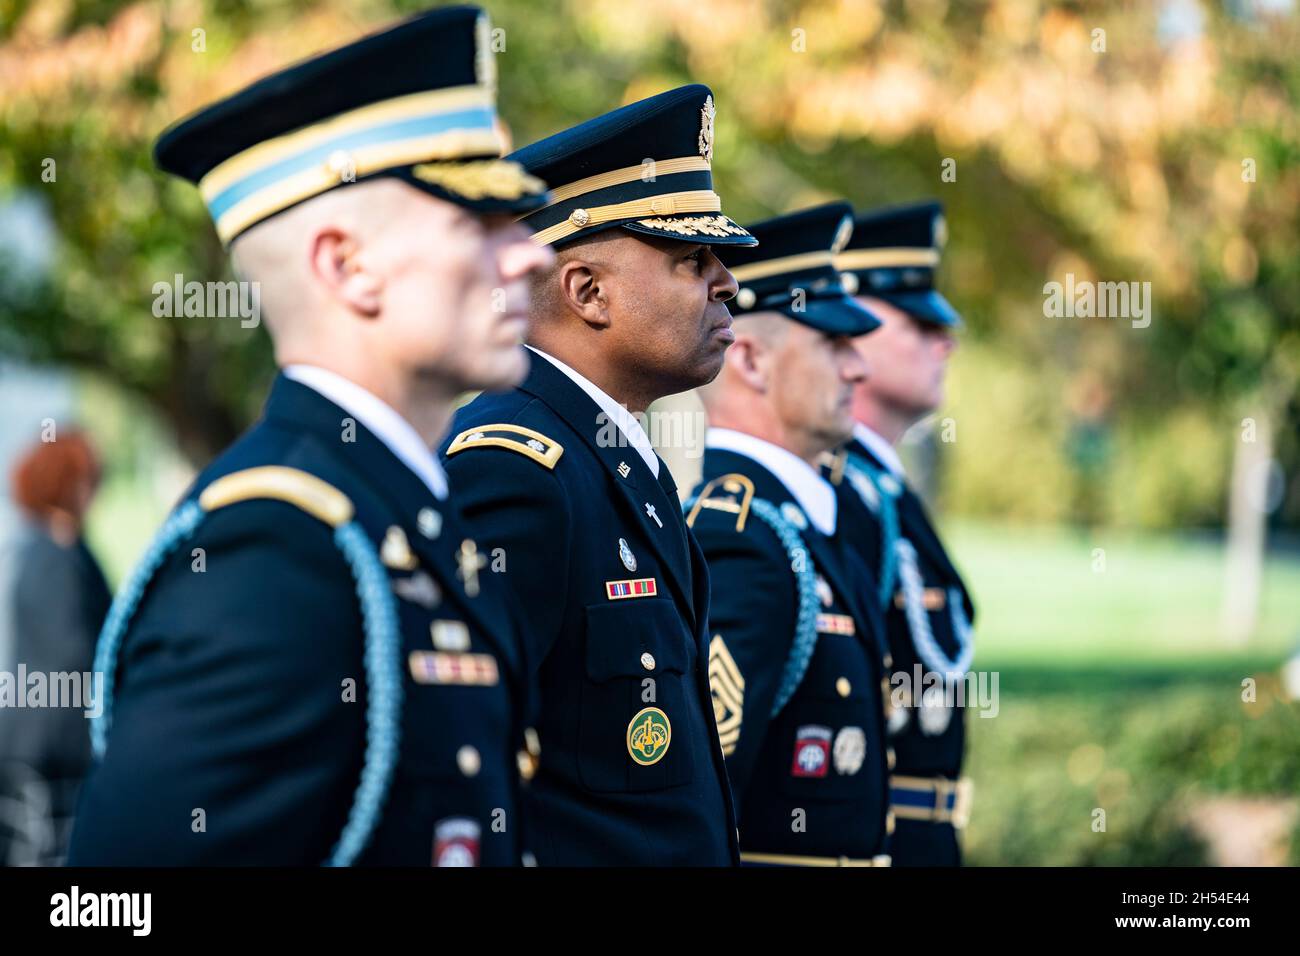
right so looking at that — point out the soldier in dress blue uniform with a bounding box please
[826,200,975,866]
[440,86,756,865]
[687,202,897,866]
[67,6,556,866]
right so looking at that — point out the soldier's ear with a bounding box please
[556,258,610,330]
[726,334,773,393]
[309,227,382,318]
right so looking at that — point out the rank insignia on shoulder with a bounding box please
[606,578,657,600]
[409,651,499,686]
[815,613,856,636]
[381,525,419,570]
[446,423,563,469]
[685,473,755,531]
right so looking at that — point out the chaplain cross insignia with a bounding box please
[457,538,488,597]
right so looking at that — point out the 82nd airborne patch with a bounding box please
[791,725,833,778]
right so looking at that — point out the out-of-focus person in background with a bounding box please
[828,201,974,866]
[689,203,894,867]
[0,429,110,865]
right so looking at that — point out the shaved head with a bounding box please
[230,179,415,353]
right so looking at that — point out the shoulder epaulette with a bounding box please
[685,473,755,531]
[446,423,563,469]
[198,466,354,527]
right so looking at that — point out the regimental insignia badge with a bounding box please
[627,706,672,766]
[833,726,867,776]
[708,635,744,757]
[381,525,419,570]
[618,537,637,572]
[791,725,832,778]
[933,212,948,250]
[617,461,631,479]
[605,578,657,600]
[698,95,716,163]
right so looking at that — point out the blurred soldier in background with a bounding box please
[68,6,554,865]
[689,203,895,866]
[829,200,975,866]
[0,430,109,864]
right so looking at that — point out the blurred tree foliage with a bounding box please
[1,0,1297,527]
[965,664,1300,865]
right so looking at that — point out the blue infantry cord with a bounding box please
[90,500,205,758]
[895,538,975,679]
[88,499,403,867]
[844,452,901,610]
[683,494,821,719]
[326,522,403,867]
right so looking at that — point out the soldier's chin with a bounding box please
[692,345,728,389]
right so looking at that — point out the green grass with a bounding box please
[935,520,1300,864]
[945,519,1300,666]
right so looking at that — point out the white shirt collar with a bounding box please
[283,364,448,500]
[526,346,660,477]
[853,422,906,479]
[705,427,837,535]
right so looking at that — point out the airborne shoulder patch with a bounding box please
[446,423,564,469]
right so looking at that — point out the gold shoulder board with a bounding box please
[685,473,755,532]
[198,466,355,527]
[446,423,564,470]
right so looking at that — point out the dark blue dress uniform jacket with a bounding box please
[441,354,738,866]
[68,375,531,866]
[831,437,975,866]
[689,448,891,865]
